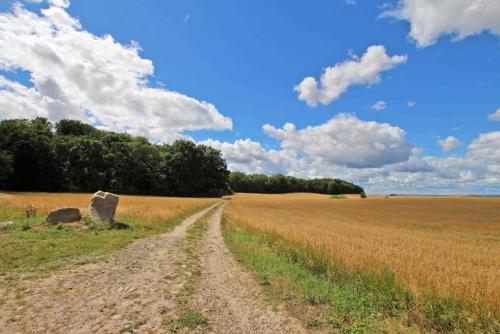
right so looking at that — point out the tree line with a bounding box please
[0,118,365,197]
[0,118,229,196]
[228,172,364,195]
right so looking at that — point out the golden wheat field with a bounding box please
[225,193,500,314]
[0,192,218,224]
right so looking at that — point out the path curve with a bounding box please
[0,202,221,334]
[193,203,307,334]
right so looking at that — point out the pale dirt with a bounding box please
[0,202,307,334]
[190,203,306,334]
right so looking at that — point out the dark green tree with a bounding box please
[0,149,13,186]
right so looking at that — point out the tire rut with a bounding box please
[191,203,307,334]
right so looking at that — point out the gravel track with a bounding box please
[0,202,306,334]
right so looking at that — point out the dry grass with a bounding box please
[225,193,500,314]
[0,192,217,224]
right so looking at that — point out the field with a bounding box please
[0,192,217,272]
[223,193,500,332]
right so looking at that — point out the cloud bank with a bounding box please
[203,117,500,194]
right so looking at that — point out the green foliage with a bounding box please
[222,222,498,333]
[0,149,13,186]
[0,118,229,196]
[229,171,364,195]
[360,191,367,198]
[178,312,208,328]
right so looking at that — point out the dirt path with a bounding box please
[0,202,221,334]
[191,204,307,334]
[0,202,307,334]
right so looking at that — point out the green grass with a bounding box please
[178,311,208,328]
[222,220,499,334]
[0,204,210,273]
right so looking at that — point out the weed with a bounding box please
[178,311,207,328]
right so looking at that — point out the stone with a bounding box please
[0,221,14,228]
[46,208,81,224]
[89,191,119,222]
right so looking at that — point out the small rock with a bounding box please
[46,208,81,224]
[0,221,14,228]
[112,314,122,320]
[89,191,119,222]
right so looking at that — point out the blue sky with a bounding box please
[0,0,499,193]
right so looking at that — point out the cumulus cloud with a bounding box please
[371,100,387,111]
[384,0,500,47]
[263,114,413,168]
[488,108,500,121]
[467,131,500,163]
[0,3,232,142]
[294,45,407,106]
[438,136,461,152]
[199,138,296,175]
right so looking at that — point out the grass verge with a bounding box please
[0,203,213,273]
[222,219,499,334]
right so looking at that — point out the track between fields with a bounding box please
[0,201,305,334]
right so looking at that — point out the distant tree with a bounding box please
[0,149,13,187]
[159,140,229,196]
[0,118,60,191]
[55,119,98,137]
[228,172,364,195]
[66,137,110,192]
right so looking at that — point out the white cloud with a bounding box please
[408,100,416,107]
[488,108,500,121]
[384,0,500,47]
[0,4,232,143]
[200,138,296,175]
[28,0,70,8]
[294,45,407,106]
[438,136,461,152]
[467,131,500,163]
[371,100,387,111]
[47,0,70,8]
[345,0,356,6]
[204,132,500,194]
[263,114,413,168]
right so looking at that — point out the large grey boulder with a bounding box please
[89,191,119,222]
[46,208,81,224]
